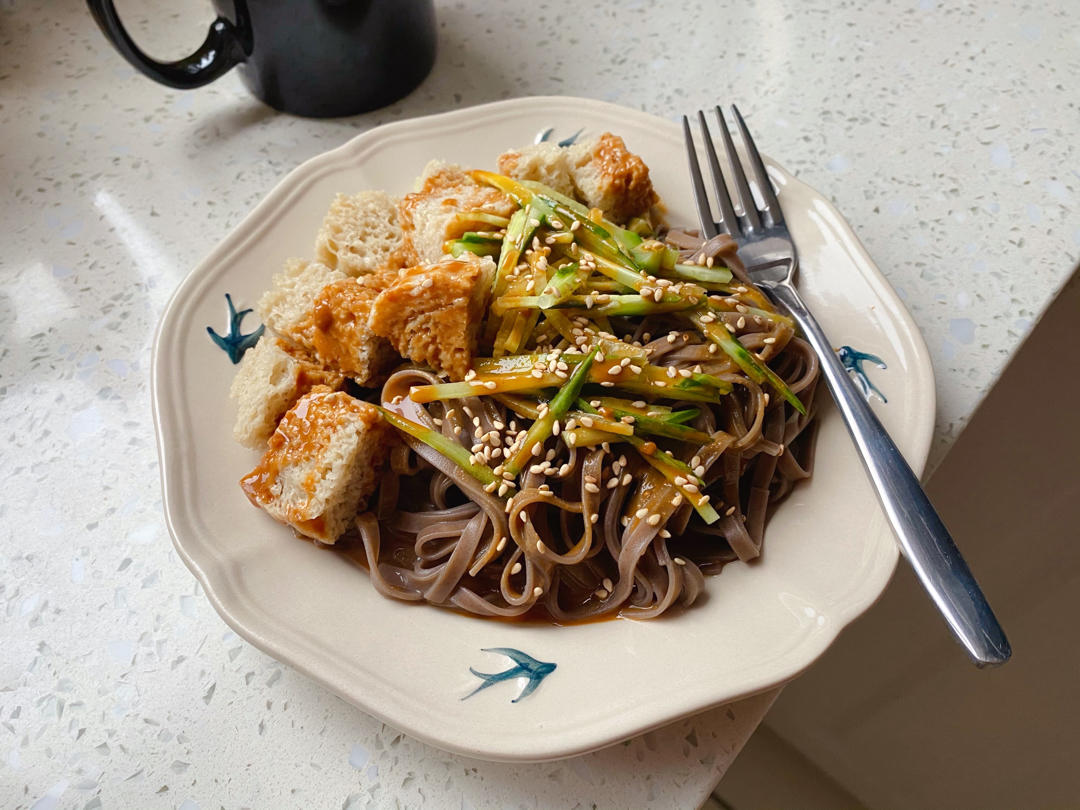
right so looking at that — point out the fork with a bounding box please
[683,105,1010,667]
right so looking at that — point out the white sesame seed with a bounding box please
[496,537,507,552]
[674,557,687,566]
[659,529,672,538]
[635,507,649,519]
[646,513,662,526]
[694,465,706,477]
[672,493,683,506]
[726,505,736,516]
[511,562,522,574]
[584,482,600,494]
[533,586,544,598]
[763,337,777,344]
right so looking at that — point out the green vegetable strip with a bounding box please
[491,208,529,298]
[503,347,598,477]
[689,311,806,415]
[451,210,511,228]
[377,407,499,489]
[469,170,535,206]
[576,399,710,443]
[495,293,695,317]
[448,239,500,258]
[635,448,720,524]
[536,261,590,309]
[666,263,734,284]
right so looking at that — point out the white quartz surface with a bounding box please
[2,0,1076,807]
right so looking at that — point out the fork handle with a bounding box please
[766,281,1011,666]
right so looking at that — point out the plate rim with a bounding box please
[152,95,935,761]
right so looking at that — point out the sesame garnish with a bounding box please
[533,586,544,598]
[725,505,736,516]
[646,513,662,526]
[674,557,687,566]
[511,562,522,575]
[584,482,600,494]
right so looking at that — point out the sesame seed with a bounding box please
[580,416,594,428]
[533,586,544,598]
[483,481,498,493]
[629,364,642,374]
[570,220,581,231]
[496,537,507,552]
[694,465,706,477]
[736,316,746,329]
[511,562,522,574]
[536,539,546,552]
[666,366,677,378]
[725,322,737,333]
[498,483,509,497]
[666,333,677,343]
[595,588,609,599]
[647,513,662,526]
[655,381,667,387]
[674,475,687,486]
[600,381,615,387]
[519,511,529,523]
[763,337,777,344]
[621,473,632,486]
[674,557,687,566]
[603,577,614,591]
[621,516,631,527]
[635,508,649,519]
[678,368,692,378]
[464,369,477,381]
[584,482,600,494]
[659,529,672,538]
[725,505,736,516]
[531,441,544,456]
[672,493,683,506]
[552,420,561,436]
[566,433,578,446]
[684,482,700,494]
[453,425,463,435]
[590,513,599,524]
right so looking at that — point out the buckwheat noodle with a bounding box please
[350,230,821,621]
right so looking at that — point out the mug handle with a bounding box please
[87,0,250,89]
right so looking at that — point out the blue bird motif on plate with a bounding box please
[464,648,556,703]
[535,127,584,147]
[837,345,888,403]
[207,293,264,364]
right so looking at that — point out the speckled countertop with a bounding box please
[2,0,1076,807]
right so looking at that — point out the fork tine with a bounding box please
[730,104,784,228]
[697,110,739,237]
[682,115,718,239]
[713,105,762,234]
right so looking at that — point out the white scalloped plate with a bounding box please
[152,96,934,762]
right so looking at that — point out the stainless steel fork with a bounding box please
[684,105,1010,666]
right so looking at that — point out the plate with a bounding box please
[152,96,935,762]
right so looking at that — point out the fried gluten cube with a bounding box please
[396,161,517,265]
[229,336,345,449]
[258,258,398,386]
[314,190,404,277]
[495,132,658,224]
[496,141,577,198]
[240,387,392,544]
[369,253,495,380]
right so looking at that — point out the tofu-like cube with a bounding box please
[495,133,658,224]
[314,190,404,277]
[368,253,495,380]
[496,142,577,198]
[240,387,392,544]
[229,336,345,449]
[307,276,400,384]
[566,133,657,223]
[258,258,398,386]
[397,161,517,265]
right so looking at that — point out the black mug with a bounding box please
[87,0,437,118]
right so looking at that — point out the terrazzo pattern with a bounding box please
[2,0,1076,807]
